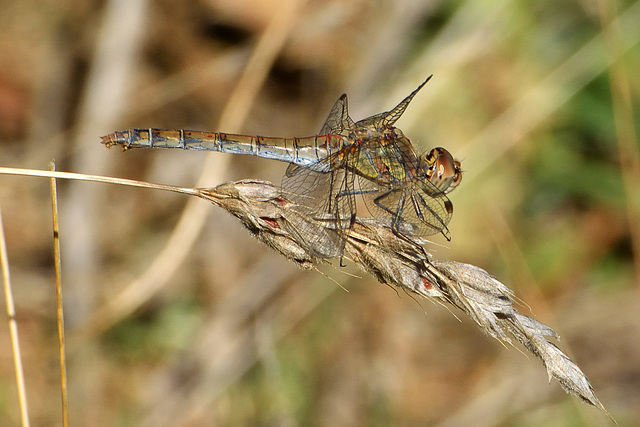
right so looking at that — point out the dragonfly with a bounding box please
[102,76,462,258]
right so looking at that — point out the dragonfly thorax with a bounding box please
[349,125,385,144]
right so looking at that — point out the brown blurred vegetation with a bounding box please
[0,0,638,425]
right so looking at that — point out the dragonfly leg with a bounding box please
[370,190,433,261]
[409,191,451,241]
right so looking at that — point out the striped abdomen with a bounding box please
[101,128,346,167]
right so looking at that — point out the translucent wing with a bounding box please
[350,132,420,182]
[319,93,355,136]
[360,180,453,240]
[351,133,454,241]
[282,91,355,209]
[281,76,454,253]
[280,92,360,251]
[283,206,346,258]
[354,75,432,129]
[405,183,453,239]
[283,77,428,219]
[282,151,356,223]
[281,151,357,256]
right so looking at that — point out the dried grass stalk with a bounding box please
[198,179,613,421]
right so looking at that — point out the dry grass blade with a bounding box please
[49,162,68,427]
[197,179,614,422]
[0,209,31,427]
[0,163,615,422]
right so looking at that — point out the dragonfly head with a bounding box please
[422,147,462,194]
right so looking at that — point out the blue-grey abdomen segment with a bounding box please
[101,128,342,167]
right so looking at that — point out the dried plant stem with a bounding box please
[0,165,614,421]
[198,180,615,422]
[49,162,69,427]
[0,167,197,197]
[0,209,31,427]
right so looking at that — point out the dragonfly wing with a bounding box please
[283,207,346,258]
[282,151,357,233]
[348,136,422,234]
[353,75,433,129]
[409,183,453,238]
[319,94,355,136]
[280,89,357,214]
[283,160,337,214]
[361,179,453,240]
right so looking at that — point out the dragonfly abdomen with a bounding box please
[101,128,343,167]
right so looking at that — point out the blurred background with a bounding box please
[0,0,638,425]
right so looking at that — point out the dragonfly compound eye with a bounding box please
[425,147,462,194]
[445,159,463,194]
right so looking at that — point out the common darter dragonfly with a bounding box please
[102,76,462,258]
